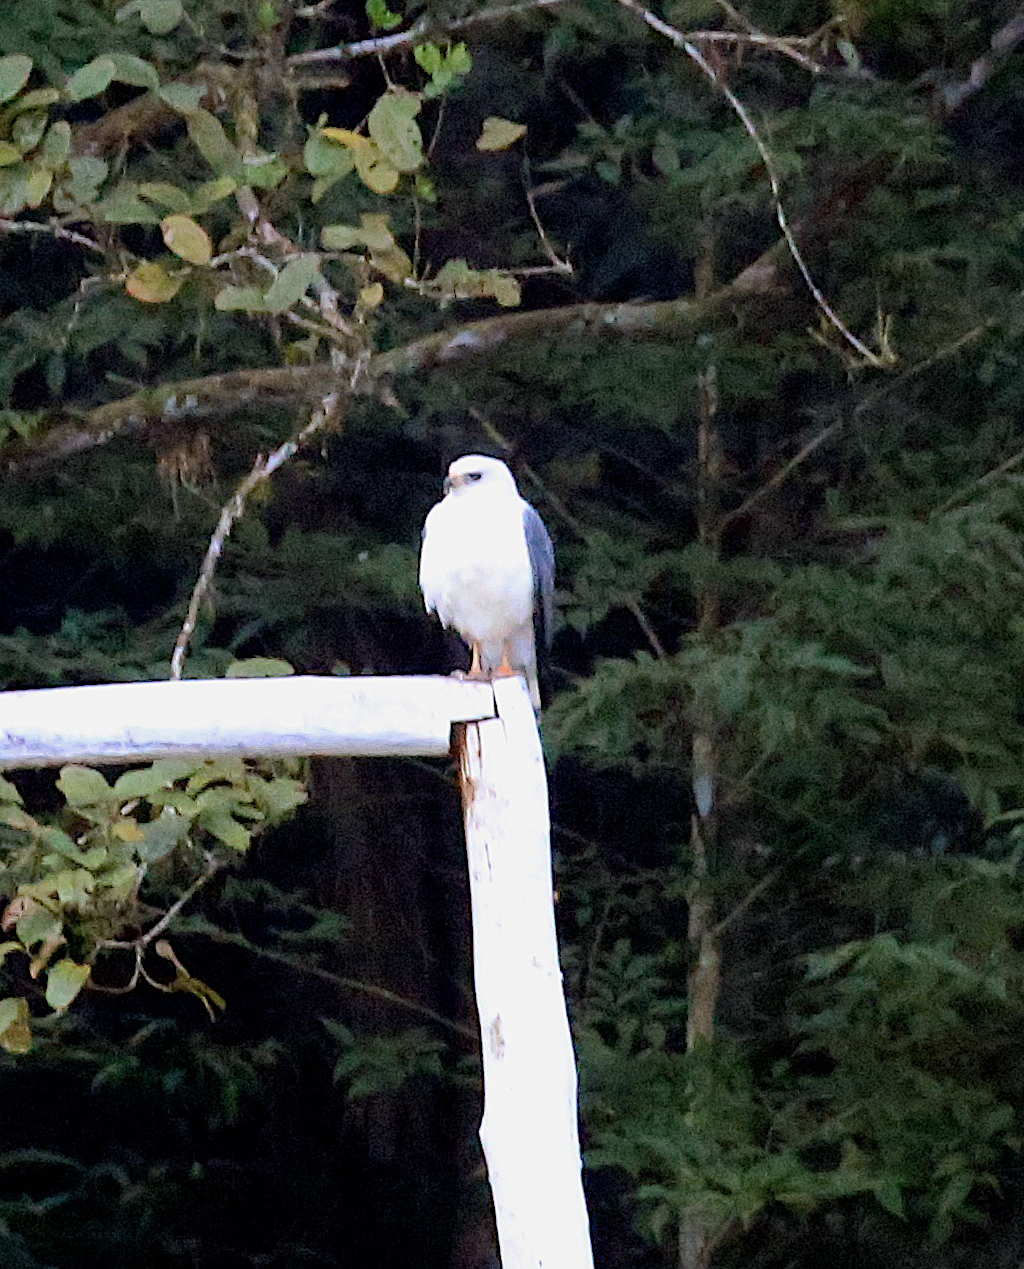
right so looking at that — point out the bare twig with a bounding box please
[5,207,837,473]
[99,858,223,954]
[711,868,778,938]
[0,218,104,255]
[199,927,477,1038]
[935,446,1024,515]
[93,856,224,993]
[170,391,344,679]
[288,0,570,64]
[615,0,891,370]
[523,157,573,275]
[943,6,1024,113]
[721,321,991,529]
[721,420,841,529]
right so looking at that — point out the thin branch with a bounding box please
[615,0,891,370]
[0,218,104,255]
[4,210,836,473]
[93,856,224,993]
[199,928,478,1039]
[935,445,1024,515]
[288,0,570,65]
[942,6,1024,113]
[686,27,825,75]
[721,420,841,529]
[523,157,573,275]
[711,869,778,938]
[169,391,344,679]
[719,320,991,530]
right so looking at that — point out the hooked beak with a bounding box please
[443,476,453,494]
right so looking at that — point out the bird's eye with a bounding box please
[468,472,483,482]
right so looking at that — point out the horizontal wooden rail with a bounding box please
[0,675,497,767]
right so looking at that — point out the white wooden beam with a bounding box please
[0,675,497,767]
[458,676,594,1269]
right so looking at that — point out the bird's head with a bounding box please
[442,454,520,497]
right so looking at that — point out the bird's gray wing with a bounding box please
[524,502,555,652]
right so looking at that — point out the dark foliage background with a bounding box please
[3,1,1024,1267]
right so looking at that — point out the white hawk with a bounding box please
[419,454,555,709]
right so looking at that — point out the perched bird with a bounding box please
[419,454,555,709]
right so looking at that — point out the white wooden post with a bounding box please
[0,676,496,764]
[458,676,594,1269]
[0,673,594,1269]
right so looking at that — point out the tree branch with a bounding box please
[942,7,1024,114]
[615,0,892,370]
[4,152,896,475]
[288,0,570,65]
[170,391,345,679]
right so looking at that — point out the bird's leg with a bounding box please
[492,642,519,678]
[455,641,489,682]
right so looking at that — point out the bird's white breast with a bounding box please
[420,493,534,644]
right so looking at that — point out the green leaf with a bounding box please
[413,43,443,77]
[39,826,82,861]
[66,57,116,103]
[37,122,72,170]
[186,109,240,176]
[304,130,357,178]
[191,175,237,210]
[159,81,205,112]
[96,182,162,224]
[875,1179,905,1217]
[139,814,191,862]
[0,998,20,1032]
[491,273,521,307]
[57,765,113,806]
[445,43,472,75]
[161,213,212,265]
[0,997,30,1054]
[0,775,22,805]
[16,908,61,950]
[214,284,267,312]
[262,255,321,312]
[53,868,94,906]
[138,181,192,212]
[96,863,140,896]
[368,91,423,173]
[254,776,307,817]
[62,155,109,205]
[45,959,90,1012]
[0,142,21,166]
[126,260,185,303]
[7,87,60,117]
[367,0,403,27]
[321,213,395,252]
[355,142,400,194]
[225,657,296,678]
[477,116,527,152]
[198,806,252,852]
[0,55,32,106]
[106,53,161,89]
[13,112,47,152]
[112,759,198,800]
[117,0,185,35]
[243,153,288,189]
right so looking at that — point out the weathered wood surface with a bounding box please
[0,675,497,767]
[459,676,594,1269]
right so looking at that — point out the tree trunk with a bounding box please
[679,234,725,1269]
